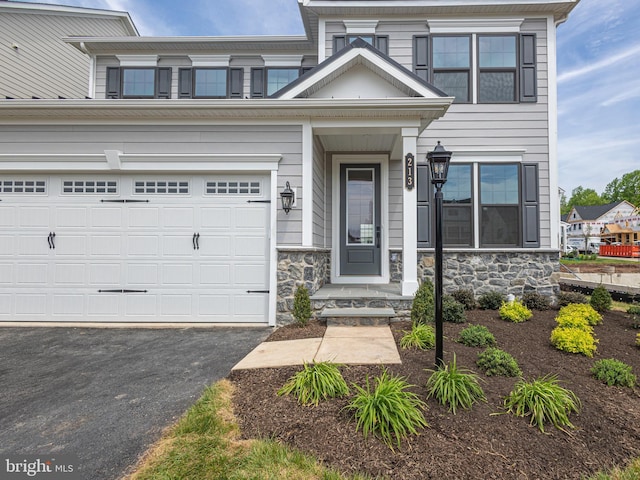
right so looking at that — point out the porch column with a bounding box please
[401,128,419,296]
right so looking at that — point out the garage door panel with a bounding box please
[54,235,87,256]
[18,235,49,256]
[201,208,231,229]
[0,236,13,256]
[125,294,157,316]
[234,236,267,257]
[234,294,268,317]
[128,236,160,256]
[88,294,120,316]
[127,264,158,286]
[0,294,11,315]
[199,236,230,257]
[91,235,123,256]
[19,207,50,228]
[0,264,12,284]
[162,236,192,257]
[163,207,194,228]
[52,294,84,316]
[0,206,15,227]
[235,264,267,286]
[16,294,47,315]
[161,295,192,316]
[199,295,230,316]
[54,263,85,284]
[128,207,160,228]
[162,264,193,285]
[89,264,121,285]
[16,264,48,285]
[200,265,230,285]
[91,207,122,228]
[56,207,88,228]
[235,207,268,229]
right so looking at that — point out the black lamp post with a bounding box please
[280,181,295,214]
[427,141,452,368]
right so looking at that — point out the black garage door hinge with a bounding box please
[100,199,150,203]
[98,289,148,293]
[247,200,271,203]
[247,290,269,294]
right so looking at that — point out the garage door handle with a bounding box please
[192,233,200,250]
[48,232,56,249]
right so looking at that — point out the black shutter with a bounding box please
[156,67,172,99]
[333,35,346,54]
[375,35,389,55]
[250,68,265,98]
[301,66,314,75]
[417,164,431,247]
[521,163,540,247]
[230,68,243,98]
[106,67,121,99]
[413,35,429,82]
[178,68,192,98]
[520,34,537,102]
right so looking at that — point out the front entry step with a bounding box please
[319,307,395,326]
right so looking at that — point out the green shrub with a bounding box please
[458,325,496,348]
[425,355,486,414]
[556,303,602,327]
[522,292,551,311]
[278,361,349,406]
[400,322,436,350]
[558,291,588,307]
[590,284,612,313]
[499,299,533,323]
[503,374,581,432]
[627,305,640,329]
[636,333,640,348]
[478,290,505,310]
[346,369,428,449]
[591,359,636,388]
[292,284,312,327]
[476,348,522,377]
[627,305,640,315]
[411,280,435,324]
[442,296,466,323]
[550,326,598,357]
[451,289,476,310]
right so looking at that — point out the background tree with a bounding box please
[566,186,605,210]
[560,190,570,215]
[602,170,640,207]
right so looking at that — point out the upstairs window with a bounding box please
[194,68,227,97]
[267,68,299,96]
[106,67,171,99]
[478,35,517,103]
[432,36,471,103]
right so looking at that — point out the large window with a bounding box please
[194,68,227,98]
[432,36,471,103]
[266,68,300,96]
[122,68,155,98]
[478,35,517,103]
[417,162,539,248]
[480,164,520,246]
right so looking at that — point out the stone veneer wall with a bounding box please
[390,249,561,297]
[277,249,330,325]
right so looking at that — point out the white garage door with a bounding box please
[0,175,271,323]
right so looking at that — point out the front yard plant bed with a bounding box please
[230,309,640,480]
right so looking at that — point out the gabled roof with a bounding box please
[274,38,449,100]
[570,201,629,221]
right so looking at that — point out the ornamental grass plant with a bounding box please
[503,374,581,433]
[400,322,436,350]
[425,355,486,414]
[346,369,428,450]
[278,361,349,406]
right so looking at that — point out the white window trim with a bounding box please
[427,18,524,34]
[343,20,378,35]
[116,55,158,67]
[262,55,303,67]
[189,55,231,67]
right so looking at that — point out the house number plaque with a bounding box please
[405,153,415,190]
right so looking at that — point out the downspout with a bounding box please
[79,42,96,99]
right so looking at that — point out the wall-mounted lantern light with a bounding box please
[280,181,295,215]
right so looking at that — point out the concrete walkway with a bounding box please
[232,325,401,370]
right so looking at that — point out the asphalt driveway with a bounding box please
[0,326,271,479]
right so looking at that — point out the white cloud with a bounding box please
[558,44,640,84]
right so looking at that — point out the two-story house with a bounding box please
[0,0,580,325]
[565,201,637,251]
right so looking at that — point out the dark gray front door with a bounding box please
[339,163,381,275]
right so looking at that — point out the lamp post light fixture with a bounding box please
[280,181,295,214]
[427,141,452,368]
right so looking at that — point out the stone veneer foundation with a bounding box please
[277,248,561,325]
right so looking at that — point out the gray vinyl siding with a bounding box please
[312,136,327,247]
[0,124,303,245]
[0,12,132,99]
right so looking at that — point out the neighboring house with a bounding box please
[601,212,640,245]
[0,2,137,99]
[0,0,580,325]
[565,201,637,249]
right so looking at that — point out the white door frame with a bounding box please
[331,153,389,284]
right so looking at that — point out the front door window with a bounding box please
[346,168,375,245]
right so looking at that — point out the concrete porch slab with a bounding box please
[315,326,401,364]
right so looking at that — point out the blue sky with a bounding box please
[16,0,640,198]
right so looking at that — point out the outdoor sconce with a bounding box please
[280,181,295,215]
[427,141,452,368]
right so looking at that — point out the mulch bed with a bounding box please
[229,309,640,479]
